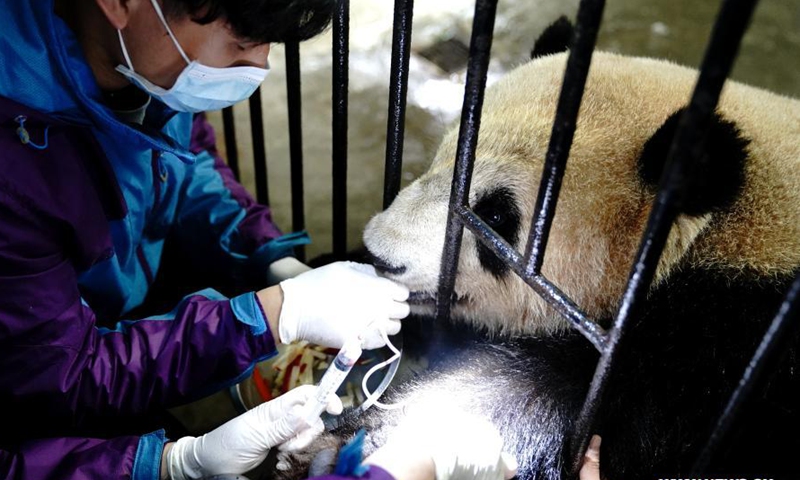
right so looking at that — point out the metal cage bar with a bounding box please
[459,207,606,350]
[434,0,498,324]
[285,40,306,262]
[219,0,795,474]
[221,106,240,181]
[435,0,608,341]
[332,0,350,258]
[383,0,415,209]
[249,87,269,205]
[566,0,761,473]
[522,0,606,277]
[693,272,800,472]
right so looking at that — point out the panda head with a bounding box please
[364,44,799,336]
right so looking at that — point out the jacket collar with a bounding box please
[0,0,195,162]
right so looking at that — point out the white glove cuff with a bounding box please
[166,436,202,480]
[268,257,313,285]
[277,279,300,344]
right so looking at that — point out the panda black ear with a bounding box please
[531,16,574,59]
[637,108,750,216]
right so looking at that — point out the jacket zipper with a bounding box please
[138,150,167,286]
[151,149,164,212]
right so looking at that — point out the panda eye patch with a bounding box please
[474,187,517,234]
[473,187,522,278]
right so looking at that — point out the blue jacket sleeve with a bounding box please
[0,173,278,418]
[175,113,310,289]
[0,251,278,418]
[0,430,167,480]
[0,102,280,425]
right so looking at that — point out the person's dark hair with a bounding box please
[163,0,335,43]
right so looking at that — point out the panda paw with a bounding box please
[272,433,345,480]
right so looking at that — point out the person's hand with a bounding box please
[277,261,410,349]
[163,385,342,480]
[579,435,602,480]
[365,411,517,480]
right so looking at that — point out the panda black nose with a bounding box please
[365,250,407,275]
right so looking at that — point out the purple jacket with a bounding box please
[0,1,310,478]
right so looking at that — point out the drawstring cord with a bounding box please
[15,115,50,150]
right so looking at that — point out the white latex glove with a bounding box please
[267,257,313,285]
[278,261,410,349]
[165,385,342,480]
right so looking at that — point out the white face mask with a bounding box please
[115,0,269,113]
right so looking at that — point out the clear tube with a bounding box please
[360,327,406,410]
[302,326,407,425]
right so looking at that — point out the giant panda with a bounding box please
[272,22,800,480]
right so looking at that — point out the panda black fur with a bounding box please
[274,301,797,479]
[271,20,800,480]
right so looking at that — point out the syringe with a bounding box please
[301,337,363,425]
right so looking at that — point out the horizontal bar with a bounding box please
[435,0,498,323]
[459,207,606,351]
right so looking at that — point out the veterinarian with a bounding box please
[0,0,411,479]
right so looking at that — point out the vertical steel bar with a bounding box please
[249,87,269,205]
[434,0,498,323]
[285,40,306,262]
[522,0,606,277]
[567,0,760,474]
[332,0,350,258]
[221,106,240,181]
[383,0,415,209]
[693,273,800,473]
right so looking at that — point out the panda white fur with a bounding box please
[273,22,800,480]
